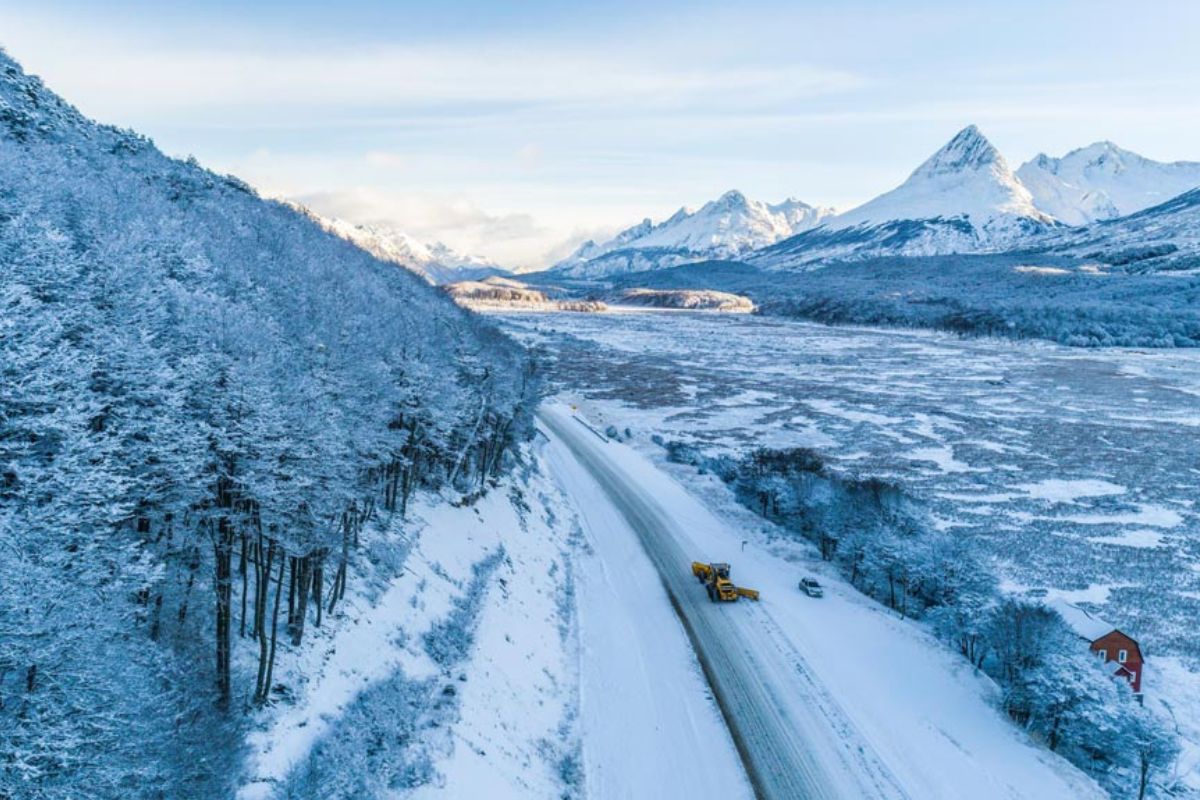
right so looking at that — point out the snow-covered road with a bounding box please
[540,403,1105,800]
[541,405,902,800]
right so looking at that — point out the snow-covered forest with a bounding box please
[0,51,537,798]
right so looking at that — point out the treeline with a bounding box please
[666,443,1180,798]
[753,254,1200,348]
[0,52,537,799]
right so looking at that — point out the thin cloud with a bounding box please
[295,186,547,268]
[364,151,407,169]
[10,38,862,123]
[539,224,625,266]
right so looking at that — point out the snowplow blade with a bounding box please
[736,587,760,601]
[692,561,713,581]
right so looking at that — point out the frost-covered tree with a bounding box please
[1125,703,1180,800]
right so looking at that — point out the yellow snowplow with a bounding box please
[691,562,760,602]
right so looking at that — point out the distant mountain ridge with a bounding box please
[1037,186,1200,270]
[551,189,834,278]
[299,210,510,285]
[1017,141,1200,226]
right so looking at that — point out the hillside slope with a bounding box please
[0,49,535,799]
[1036,187,1200,271]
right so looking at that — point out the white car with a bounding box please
[798,577,824,598]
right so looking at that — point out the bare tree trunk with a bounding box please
[254,540,276,703]
[291,554,313,646]
[213,517,235,707]
[400,462,417,517]
[250,537,261,641]
[328,523,350,614]
[450,394,490,485]
[149,594,164,642]
[238,533,248,638]
[313,558,323,628]
[178,544,201,626]
[387,461,400,512]
[287,556,297,626]
[261,551,285,705]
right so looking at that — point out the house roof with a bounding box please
[1047,598,1115,642]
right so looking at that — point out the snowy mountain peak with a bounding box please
[754,126,1056,268]
[712,189,750,208]
[824,125,1049,231]
[913,124,1003,177]
[1017,141,1200,225]
[1073,141,1135,169]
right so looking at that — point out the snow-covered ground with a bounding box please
[229,309,1199,798]
[498,309,1200,793]
[237,471,581,800]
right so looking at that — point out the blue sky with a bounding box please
[3,1,1199,267]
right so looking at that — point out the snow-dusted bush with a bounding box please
[280,672,439,799]
[985,600,1179,797]
[423,548,507,667]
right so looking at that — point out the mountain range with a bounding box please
[551,190,834,278]
[752,125,1058,268]
[549,126,1200,278]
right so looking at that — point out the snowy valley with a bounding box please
[3,26,1200,800]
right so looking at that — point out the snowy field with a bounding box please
[498,309,1200,789]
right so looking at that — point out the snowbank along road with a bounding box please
[539,402,1106,800]
[540,405,906,800]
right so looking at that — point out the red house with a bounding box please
[1089,630,1144,694]
[1049,599,1144,694]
